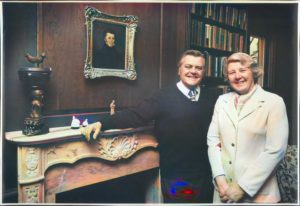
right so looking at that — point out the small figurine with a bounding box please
[29,90,44,118]
[82,119,89,127]
[110,100,116,115]
[71,116,80,129]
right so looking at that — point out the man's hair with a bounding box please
[103,28,116,37]
[177,50,205,68]
[223,52,263,83]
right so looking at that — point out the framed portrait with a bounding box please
[84,7,138,80]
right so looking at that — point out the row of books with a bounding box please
[205,55,227,78]
[190,19,245,52]
[191,4,247,30]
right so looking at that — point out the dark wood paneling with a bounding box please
[3,2,38,199]
[247,4,298,145]
[39,3,161,112]
[161,4,190,88]
[3,3,37,130]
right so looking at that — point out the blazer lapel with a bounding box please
[238,86,265,121]
[223,95,239,128]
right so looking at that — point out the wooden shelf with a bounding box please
[191,14,246,34]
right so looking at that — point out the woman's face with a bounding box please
[227,62,255,95]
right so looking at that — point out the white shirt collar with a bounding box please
[176,81,201,101]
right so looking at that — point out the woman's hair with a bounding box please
[177,50,205,68]
[222,52,263,83]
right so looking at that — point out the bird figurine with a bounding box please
[25,52,46,67]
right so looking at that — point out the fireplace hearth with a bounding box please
[57,168,159,203]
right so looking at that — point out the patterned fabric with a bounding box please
[188,89,198,101]
[276,145,298,203]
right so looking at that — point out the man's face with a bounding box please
[227,62,255,95]
[104,32,115,47]
[178,55,205,88]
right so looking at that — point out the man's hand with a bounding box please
[80,122,102,141]
[225,182,245,203]
[215,175,230,202]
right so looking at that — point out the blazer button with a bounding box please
[231,143,235,147]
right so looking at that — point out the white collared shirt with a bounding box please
[176,81,201,101]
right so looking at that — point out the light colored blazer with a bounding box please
[207,85,289,203]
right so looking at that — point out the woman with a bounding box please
[207,52,289,203]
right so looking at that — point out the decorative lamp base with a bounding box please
[23,117,49,136]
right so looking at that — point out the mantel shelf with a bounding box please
[5,125,154,146]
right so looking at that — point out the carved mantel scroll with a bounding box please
[98,135,138,160]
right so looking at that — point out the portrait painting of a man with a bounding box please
[92,21,125,69]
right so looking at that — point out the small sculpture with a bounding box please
[23,89,48,136]
[110,100,116,115]
[19,51,51,136]
[25,52,46,67]
[30,90,44,118]
[71,116,81,129]
[82,119,89,127]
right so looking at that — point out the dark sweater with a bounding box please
[93,44,123,69]
[100,85,218,178]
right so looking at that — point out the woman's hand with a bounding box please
[215,175,230,202]
[225,182,245,203]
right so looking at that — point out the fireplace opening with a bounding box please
[56,168,159,203]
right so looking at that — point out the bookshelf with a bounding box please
[189,4,248,87]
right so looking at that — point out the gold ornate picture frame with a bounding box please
[84,7,138,80]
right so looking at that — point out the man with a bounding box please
[93,29,122,69]
[82,50,218,203]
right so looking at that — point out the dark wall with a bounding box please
[161,4,190,87]
[2,3,37,202]
[247,3,298,145]
[3,3,37,131]
[40,3,162,113]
